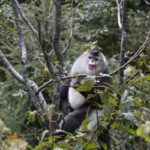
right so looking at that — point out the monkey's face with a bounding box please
[88,54,99,71]
[70,50,108,76]
[86,50,104,75]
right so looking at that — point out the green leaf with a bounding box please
[99,141,107,150]
[73,144,83,150]
[76,76,94,92]
[122,126,135,135]
[55,141,71,149]
[109,97,117,105]
[122,112,136,122]
[145,75,150,81]
[136,121,150,142]
[84,141,97,150]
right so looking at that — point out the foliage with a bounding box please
[0,0,150,149]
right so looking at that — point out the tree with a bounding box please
[0,0,150,149]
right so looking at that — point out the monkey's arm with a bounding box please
[59,79,72,117]
[74,75,113,102]
[59,107,87,133]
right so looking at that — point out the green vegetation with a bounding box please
[0,0,150,149]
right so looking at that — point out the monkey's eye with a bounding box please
[88,56,92,59]
[95,58,99,61]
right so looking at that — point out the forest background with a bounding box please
[0,0,150,149]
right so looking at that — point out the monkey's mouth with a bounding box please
[88,65,96,70]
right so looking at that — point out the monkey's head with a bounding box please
[70,49,108,76]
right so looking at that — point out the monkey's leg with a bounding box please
[59,107,87,133]
[54,107,87,140]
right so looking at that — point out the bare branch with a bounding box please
[63,0,74,54]
[144,0,150,5]
[12,0,51,116]
[124,70,141,85]
[110,30,150,76]
[61,74,87,80]
[36,79,53,95]
[53,0,63,66]
[41,41,56,78]
[62,25,73,55]
[51,0,64,112]
[116,0,122,29]
[0,49,47,114]
[12,0,45,114]
[13,0,38,37]
[0,49,24,83]
[33,74,111,93]
[116,0,127,86]
[61,73,111,80]
[37,19,149,93]
[33,1,62,121]
[47,28,150,83]
[34,2,56,79]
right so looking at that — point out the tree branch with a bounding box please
[53,0,63,66]
[0,49,24,83]
[12,0,47,114]
[62,0,73,55]
[124,70,141,85]
[36,79,53,95]
[0,48,47,114]
[41,40,56,78]
[116,0,122,29]
[107,28,150,131]
[34,1,56,79]
[36,30,150,93]
[13,0,38,37]
[110,30,150,76]
[116,0,127,86]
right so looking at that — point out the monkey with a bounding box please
[58,47,112,149]
[60,48,112,115]
[68,49,109,110]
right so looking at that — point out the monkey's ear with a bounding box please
[83,51,89,55]
[83,49,90,53]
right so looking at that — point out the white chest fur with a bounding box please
[68,87,86,109]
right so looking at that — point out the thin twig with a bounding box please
[41,40,56,78]
[110,30,150,76]
[36,79,53,95]
[61,74,111,80]
[61,30,149,81]
[83,128,98,150]
[34,1,56,79]
[13,0,38,37]
[63,0,74,54]
[124,70,141,85]
[33,75,111,94]
[61,74,87,80]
